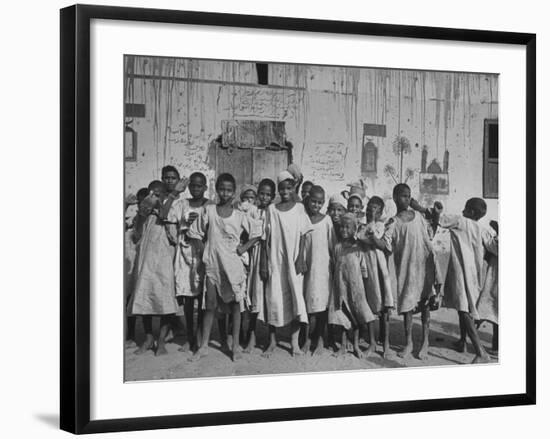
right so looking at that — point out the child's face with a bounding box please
[366,201,383,222]
[394,187,411,211]
[306,191,324,215]
[241,189,257,204]
[217,181,235,204]
[339,219,356,239]
[188,176,207,199]
[278,180,294,202]
[347,197,363,215]
[328,203,346,224]
[301,183,313,201]
[162,171,179,192]
[257,185,274,208]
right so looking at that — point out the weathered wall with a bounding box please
[124,56,498,221]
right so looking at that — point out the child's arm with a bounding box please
[259,240,269,281]
[237,236,261,256]
[159,177,189,220]
[295,234,308,275]
[410,198,442,235]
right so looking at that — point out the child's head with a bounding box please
[392,183,411,211]
[240,184,257,204]
[215,173,236,204]
[188,172,207,200]
[257,178,276,208]
[147,180,165,201]
[306,185,325,215]
[339,213,358,240]
[327,193,348,225]
[366,196,385,222]
[136,187,149,205]
[463,197,487,221]
[161,165,180,192]
[301,180,314,201]
[277,170,296,202]
[347,194,364,216]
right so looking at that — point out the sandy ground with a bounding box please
[124,307,497,381]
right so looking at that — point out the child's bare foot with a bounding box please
[312,343,325,356]
[453,339,466,353]
[333,344,347,358]
[353,345,364,359]
[188,346,208,362]
[133,335,154,355]
[418,341,430,360]
[472,353,491,364]
[262,342,277,358]
[398,343,413,359]
[231,346,243,361]
[302,339,311,354]
[155,344,168,356]
[243,334,256,354]
[382,341,392,358]
[125,339,136,349]
[178,341,191,353]
[364,344,376,358]
[291,344,305,357]
[486,347,499,357]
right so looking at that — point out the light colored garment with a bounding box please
[439,215,498,320]
[387,211,435,314]
[477,247,498,324]
[264,202,312,327]
[168,197,211,298]
[332,242,376,327]
[188,204,258,304]
[246,207,268,317]
[357,221,394,313]
[303,215,336,313]
[128,214,178,315]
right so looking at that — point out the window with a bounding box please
[256,63,268,85]
[483,119,498,198]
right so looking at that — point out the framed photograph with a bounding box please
[60,4,536,434]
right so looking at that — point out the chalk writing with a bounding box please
[303,142,347,182]
[229,87,302,120]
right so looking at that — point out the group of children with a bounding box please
[125,164,499,364]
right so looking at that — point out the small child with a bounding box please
[346,185,367,224]
[303,185,336,355]
[386,183,436,360]
[189,173,259,362]
[300,180,314,202]
[166,172,211,352]
[124,187,148,347]
[356,196,395,357]
[332,213,377,358]
[243,178,276,353]
[127,180,179,356]
[477,220,499,355]
[425,198,497,363]
[327,193,348,238]
[262,170,311,357]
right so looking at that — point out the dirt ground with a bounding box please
[124,307,497,381]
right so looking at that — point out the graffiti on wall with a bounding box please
[229,87,303,120]
[303,142,347,182]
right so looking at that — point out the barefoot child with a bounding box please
[477,220,499,355]
[356,196,395,357]
[303,185,336,355]
[262,170,311,357]
[425,198,497,363]
[386,183,436,360]
[333,213,377,358]
[189,173,258,361]
[128,180,179,356]
[243,178,276,353]
[166,172,211,352]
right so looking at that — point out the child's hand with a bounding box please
[433,201,443,214]
[187,211,199,225]
[409,198,422,211]
[489,220,499,234]
[174,177,189,194]
[295,258,307,275]
[260,267,269,282]
[236,244,245,256]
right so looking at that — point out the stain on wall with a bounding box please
[124,56,498,220]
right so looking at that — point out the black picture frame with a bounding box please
[60,4,536,434]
